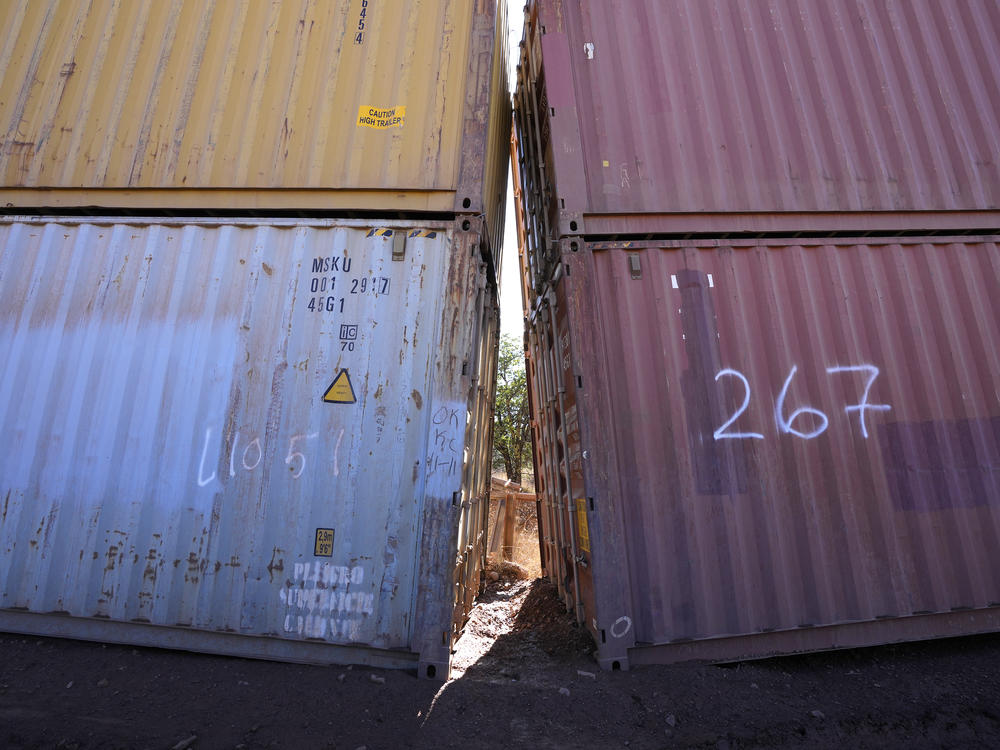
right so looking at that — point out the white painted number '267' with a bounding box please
[713,364,891,442]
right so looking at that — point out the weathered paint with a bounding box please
[0,0,511,248]
[514,0,1000,282]
[513,0,1000,669]
[527,236,1000,667]
[0,216,497,675]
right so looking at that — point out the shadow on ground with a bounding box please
[423,580,1000,748]
[2,580,999,748]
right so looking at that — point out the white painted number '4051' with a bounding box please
[714,364,891,442]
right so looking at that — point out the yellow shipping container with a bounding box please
[0,0,509,238]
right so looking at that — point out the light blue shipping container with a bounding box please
[0,216,498,678]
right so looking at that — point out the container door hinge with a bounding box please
[461,360,469,376]
[392,231,406,261]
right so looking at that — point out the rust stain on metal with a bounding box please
[266,548,284,583]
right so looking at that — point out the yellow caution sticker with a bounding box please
[357,105,406,129]
[365,228,395,238]
[323,369,357,404]
[408,230,438,238]
[575,497,591,553]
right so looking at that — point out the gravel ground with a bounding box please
[2,573,999,749]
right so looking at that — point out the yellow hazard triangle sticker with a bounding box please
[323,369,357,404]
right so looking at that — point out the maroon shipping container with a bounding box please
[526,236,1000,668]
[514,0,1000,287]
[514,0,1000,668]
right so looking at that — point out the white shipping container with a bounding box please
[0,216,497,677]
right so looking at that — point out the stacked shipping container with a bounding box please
[513,0,1000,668]
[0,0,510,678]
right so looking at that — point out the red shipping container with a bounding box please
[514,0,1000,668]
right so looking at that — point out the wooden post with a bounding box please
[502,491,517,561]
[488,497,505,557]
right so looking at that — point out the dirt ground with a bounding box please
[2,571,1000,749]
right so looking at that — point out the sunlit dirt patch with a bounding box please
[449,577,595,681]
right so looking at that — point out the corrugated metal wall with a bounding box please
[0,0,469,191]
[514,0,1000,252]
[0,217,489,669]
[533,236,1000,665]
[0,0,509,677]
[0,0,510,236]
[514,0,1000,669]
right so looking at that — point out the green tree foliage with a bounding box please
[493,334,532,486]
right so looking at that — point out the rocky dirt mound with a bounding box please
[451,576,594,681]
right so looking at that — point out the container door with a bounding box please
[0,219,450,653]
